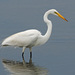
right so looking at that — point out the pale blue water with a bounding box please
[0,0,75,75]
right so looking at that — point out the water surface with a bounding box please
[0,0,75,75]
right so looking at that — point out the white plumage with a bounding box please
[2,29,43,47]
[1,9,68,58]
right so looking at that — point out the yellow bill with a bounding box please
[55,12,68,22]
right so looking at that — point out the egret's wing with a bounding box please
[13,32,39,47]
[2,30,41,47]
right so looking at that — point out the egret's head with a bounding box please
[50,9,68,22]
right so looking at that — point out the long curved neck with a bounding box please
[42,10,52,44]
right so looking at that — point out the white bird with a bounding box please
[1,9,68,58]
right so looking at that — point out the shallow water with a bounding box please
[0,41,75,75]
[0,0,75,75]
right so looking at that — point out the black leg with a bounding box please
[22,47,26,60]
[30,52,32,59]
[22,52,24,60]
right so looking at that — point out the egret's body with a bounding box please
[2,9,67,58]
[2,30,42,47]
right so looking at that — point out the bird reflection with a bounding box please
[2,58,48,75]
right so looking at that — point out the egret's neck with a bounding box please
[43,10,52,44]
[44,10,51,24]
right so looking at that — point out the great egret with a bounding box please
[1,9,68,58]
